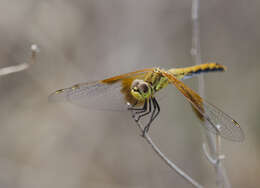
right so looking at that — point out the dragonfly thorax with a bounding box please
[130,79,153,101]
[144,68,169,92]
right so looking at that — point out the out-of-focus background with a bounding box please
[0,0,259,187]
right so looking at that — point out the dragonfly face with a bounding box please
[130,79,152,101]
[49,63,244,142]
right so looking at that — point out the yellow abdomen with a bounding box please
[168,62,226,80]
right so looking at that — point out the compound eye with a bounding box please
[139,83,149,93]
[131,80,140,88]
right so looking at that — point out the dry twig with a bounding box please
[191,0,231,187]
[0,44,39,76]
[129,108,203,188]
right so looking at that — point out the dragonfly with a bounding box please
[49,62,244,142]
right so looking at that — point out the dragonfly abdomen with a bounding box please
[168,63,226,80]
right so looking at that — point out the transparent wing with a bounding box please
[49,81,127,111]
[162,71,244,142]
[49,68,154,111]
[191,100,244,142]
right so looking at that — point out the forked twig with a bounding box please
[0,44,39,76]
[191,0,231,187]
[129,108,203,188]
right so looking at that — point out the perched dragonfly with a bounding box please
[49,63,244,142]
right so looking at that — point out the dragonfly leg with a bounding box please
[134,98,152,122]
[128,99,148,120]
[151,97,160,122]
[128,100,147,111]
[130,100,147,118]
[142,97,160,136]
[143,97,160,135]
[134,100,149,115]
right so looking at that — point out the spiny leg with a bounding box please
[128,99,148,120]
[151,97,160,122]
[142,97,158,136]
[134,98,152,122]
[128,99,147,111]
[143,97,160,135]
[135,99,150,115]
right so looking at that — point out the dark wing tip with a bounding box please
[214,120,245,142]
[48,89,68,102]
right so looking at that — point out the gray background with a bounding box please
[0,0,259,187]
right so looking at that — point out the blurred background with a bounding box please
[0,0,259,187]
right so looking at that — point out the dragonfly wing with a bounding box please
[49,68,154,111]
[49,81,128,111]
[191,100,244,141]
[162,71,244,142]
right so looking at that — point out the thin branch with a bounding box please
[0,44,39,76]
[191,1,231,187]
[202,142,225,165]
[129,108,203,188]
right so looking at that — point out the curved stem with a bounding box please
[130,108,203,188]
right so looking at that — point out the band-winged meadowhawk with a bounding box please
[49,63,244,142]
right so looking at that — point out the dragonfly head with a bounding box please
[131,79,152,101]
